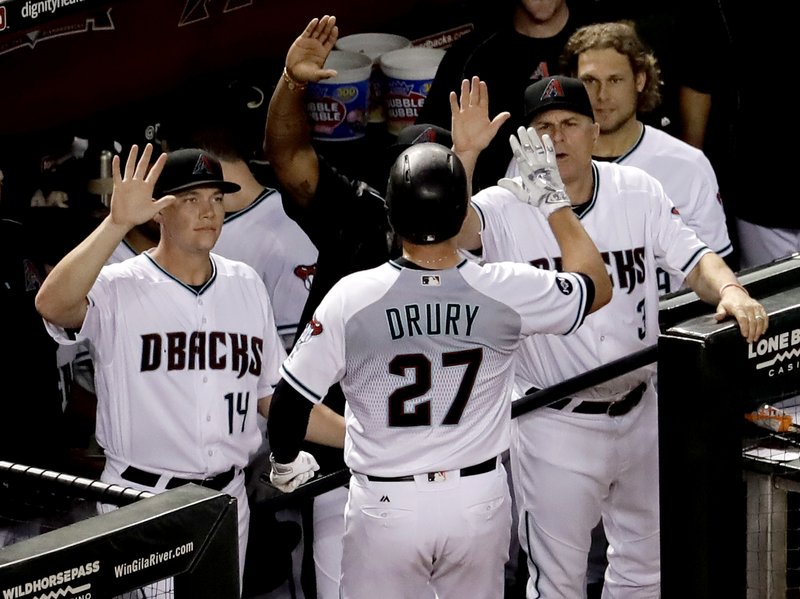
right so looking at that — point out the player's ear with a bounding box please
[635,71,646,94]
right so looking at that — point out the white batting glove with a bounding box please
[268,451,320,493]
[498,126,572,219]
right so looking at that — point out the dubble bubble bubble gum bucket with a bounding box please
[335,33,412,123]
[379,47,446,136]
[306,50,373,141]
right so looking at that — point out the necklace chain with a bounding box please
[405,252,459,266]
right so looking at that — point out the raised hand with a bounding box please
[450,76,510,158]
[109,144,175,230]
[498,126,572,219]
[285,15,339,85]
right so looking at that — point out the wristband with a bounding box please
[719,282,749,298]
[282,67,307,91]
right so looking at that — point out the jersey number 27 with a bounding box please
[388,348,483,427]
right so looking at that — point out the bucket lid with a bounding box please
[335,33,412,61]
[316,50,373,84]
[379,47,446,80]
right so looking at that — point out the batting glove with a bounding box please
[498,126,572,219]
[268,451,320,493]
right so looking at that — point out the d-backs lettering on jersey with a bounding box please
[140,331,263,376]
[530,247,647,296]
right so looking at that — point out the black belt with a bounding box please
[121,465,237,491]
[528,382,647,417]
[365,456,498,483]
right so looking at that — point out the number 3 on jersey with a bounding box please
[388,348,483,427]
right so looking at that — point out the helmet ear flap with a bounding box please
[386,143,469,245]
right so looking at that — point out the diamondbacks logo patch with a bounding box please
[556,276,574,295]
[297,317,324,345]
[541,78,565,100]
[294,263,316,291]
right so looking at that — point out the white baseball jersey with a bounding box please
[480,161,711,598]
[213,187,318,350]
[281,257,592,477]
[506,124,731,295]
[43,252,286,478]
[477,161,713,396]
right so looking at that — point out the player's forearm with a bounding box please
[454,149,480,194]
[264,76,320,205]
[307,403,345,448]
[685,252,741,304]
[548,207,612,312]
[35,216,129,328]
[267,378,314,463]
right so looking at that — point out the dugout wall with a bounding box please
[0,482,239,598]
[659,255,800,598]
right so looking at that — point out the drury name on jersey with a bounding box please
[140,331,264,377]
[386,303,480,340]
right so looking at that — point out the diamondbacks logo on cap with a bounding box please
[541,78,565,101]
[412,126,439,145]
[193,154,217,176]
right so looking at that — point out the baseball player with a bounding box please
[505,22,733,299]
[455,76,768,598]
[564,21,734,294]
[265,140,611,599]
[264,16,512,598]
[34,145,342,593]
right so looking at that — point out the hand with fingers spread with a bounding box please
[498,126,572,219]
[109,144,175,231]
[285,15,340,87]
[450,76,510,162]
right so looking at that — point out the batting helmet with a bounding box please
[386,143,468,245]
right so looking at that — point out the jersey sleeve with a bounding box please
[677,156,733,258]
[470,185,526,261]
[279,282,347,404]
[649,179,713,278]
[506,265,592,337]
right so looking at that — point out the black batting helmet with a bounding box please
[386,143,469,245]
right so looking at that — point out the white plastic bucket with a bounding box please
[335,33,412,123]
[306,50,373,141]
[380,47,445,136]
